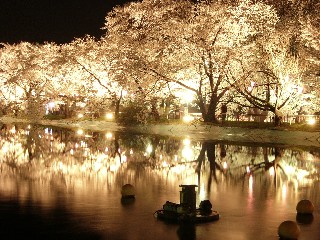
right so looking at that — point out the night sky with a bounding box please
[0,0,131,44]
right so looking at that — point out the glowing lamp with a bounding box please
[183,138,191,146]
[105,132,113,139]
[146,145,153,154]
[77,129,84,135]
[105,113,114,120]
[307,118,316,125]
[183,115,194,123]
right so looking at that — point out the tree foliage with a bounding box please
[0,42,60,119]
[0,0,319,125]
[104,0,280,123]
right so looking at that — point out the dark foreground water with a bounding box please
[0,123,319,240]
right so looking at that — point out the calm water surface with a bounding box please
[0,123,319,240]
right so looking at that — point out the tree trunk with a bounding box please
[26,97,44,121]
[274,109,283,126]
[65,98,71,118]
[203,97,219,123]
[150,98,160,121]
[114,99,120,120]
[203,109,219,123]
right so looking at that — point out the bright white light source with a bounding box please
[146,145,153,154]
[77,129,84,135]
[105,132,113,139]
[78,113,84,118]
[10,127,16,134]
[183,138,191,146]
[122,155,127,163]
[106,113,113,120]
[162,161,168,168]
[183,115,194,122]
[182,147,193,160]
[269,166,275,176]
[48,102,55,108]
[223,161,228,169]
[307,118,316,125]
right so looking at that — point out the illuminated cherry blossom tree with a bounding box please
[299,2,320,96]
[63,36,135,120]
[0,42,60,119]
[227,0,320,124]
[0,0,319,126]
[103,2,178,121]
[228,29,308,125]
[104,0,279,123]
[45,48,95,118]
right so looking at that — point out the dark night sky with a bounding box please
[0,0,131,44]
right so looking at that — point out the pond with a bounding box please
[0,123,319,240]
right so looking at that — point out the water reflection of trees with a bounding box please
[0,124,319,190]
[195,142,319,191]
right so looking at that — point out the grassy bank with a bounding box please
[212,120,320,132]
[2,115,320,132]
[153,118,320,132]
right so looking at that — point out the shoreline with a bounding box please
[1,116,320,149]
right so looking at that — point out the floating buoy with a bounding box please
[199,200,213,213]
[296,199,315,214]
[121,184,135,198]
[278,220,300,240]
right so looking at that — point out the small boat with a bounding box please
[154,185,219,224]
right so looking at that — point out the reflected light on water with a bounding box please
[0,124,319,240]
[121,154,127,163]
[222,161,228,169]
[0,125,319,211]
[297,169,309,181]
[249,174,253,187]
[146,144,152,154]
[247,175,254,211]
[182,146,193,161]
[199,183,207,200]
[93,160,103,172]
[281,184,287,201]
[162,161,168,168]
[269,166,275,176]
[284,165,295,175]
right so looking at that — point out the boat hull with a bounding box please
[154,209,219,224]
